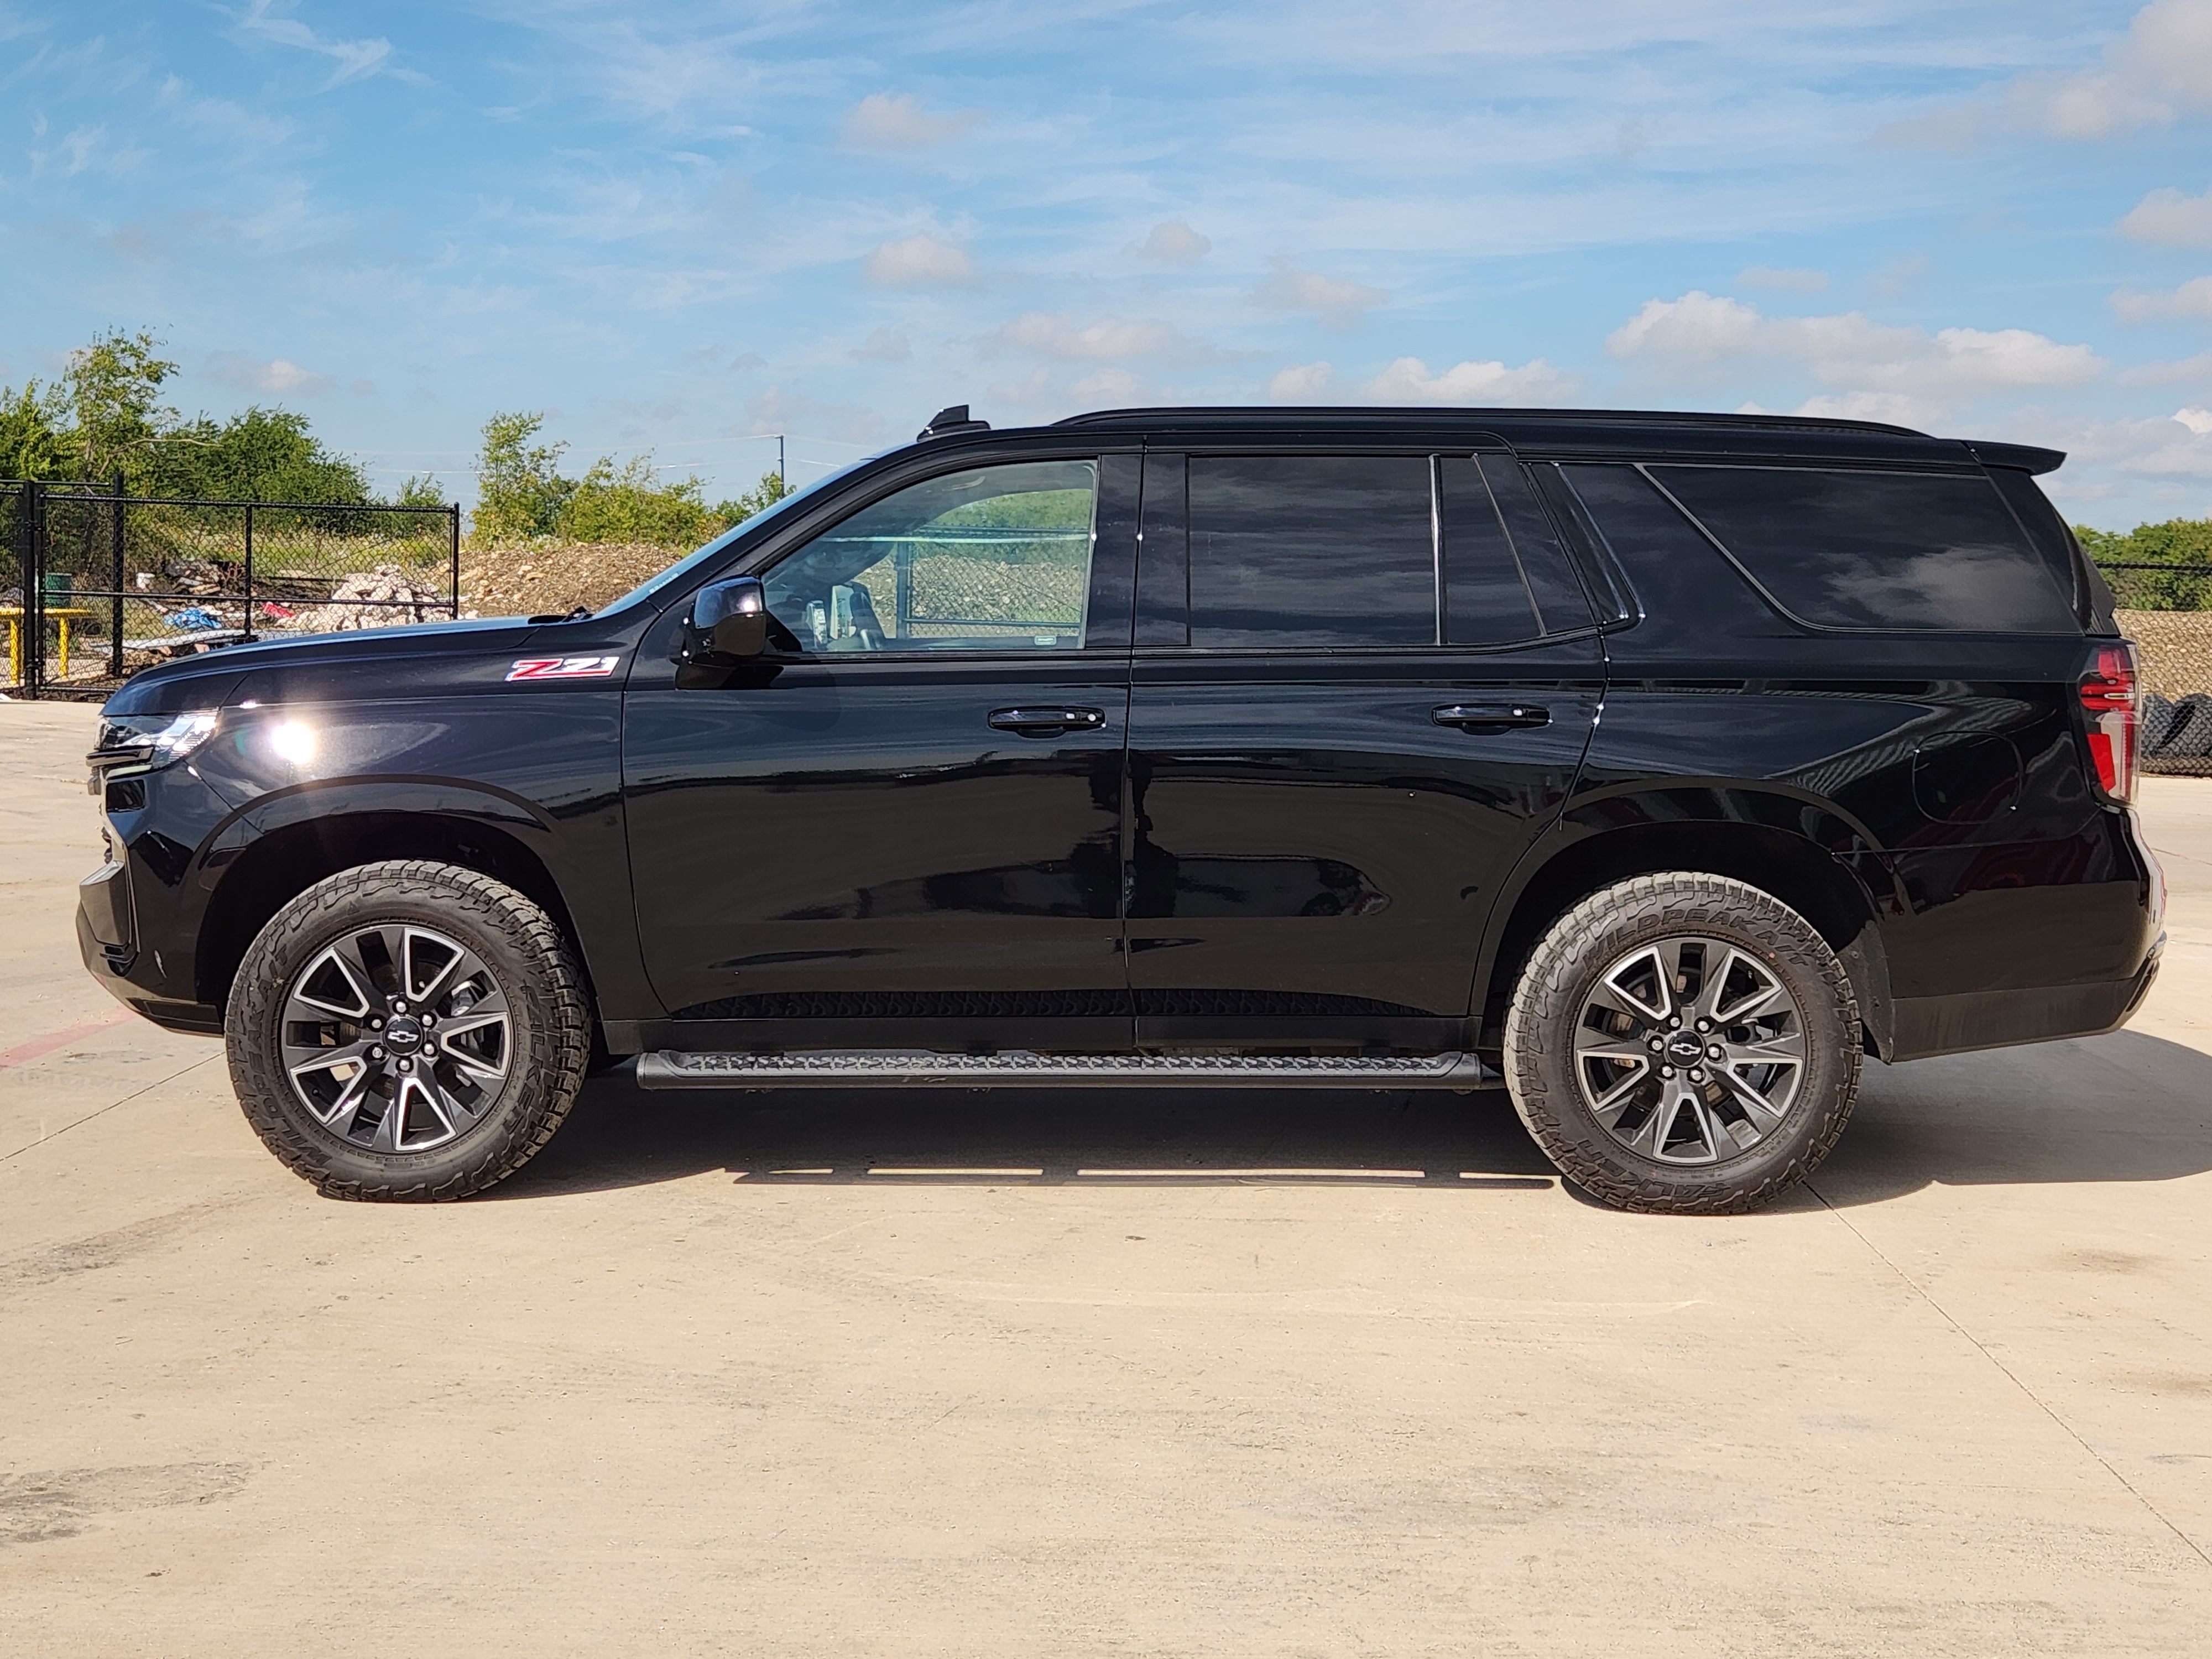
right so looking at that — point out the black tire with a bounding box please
[225,860,591,1201]
[1502,872,1860,1215]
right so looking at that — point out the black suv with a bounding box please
[77,405,2165,1213]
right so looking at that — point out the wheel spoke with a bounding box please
[403,928,469,1005]
[1715,1062,1798,1132]
[1594,946,1672,1024]
[1587,1061,1651,1114]
[1704,949,1787,1025]
[289,937,378,1020]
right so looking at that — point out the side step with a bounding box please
[634,1050,1503,1092]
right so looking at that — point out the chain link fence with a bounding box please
[2104,562,2212,778]
[3,481,459,698]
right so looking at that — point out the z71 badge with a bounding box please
[505,654,622,682]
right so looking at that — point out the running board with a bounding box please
[634,1050,1503,1092]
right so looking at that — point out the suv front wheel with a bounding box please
[226,860,591,1201]
[1503,873,1861,1214]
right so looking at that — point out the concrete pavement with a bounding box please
[3,698,2209,1656]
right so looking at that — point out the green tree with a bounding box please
[711,468,790,528]
[2075,517,2212,611]
[147,407,373,503]
[62,329,180,487]
[472,411,575,542]
[561,454,714,545]
[0,383,64,480]
[392,474,446,509]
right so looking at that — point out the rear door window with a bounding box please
[1187,456,1433,648]
[1650,465,2079,633]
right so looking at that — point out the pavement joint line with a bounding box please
[1807,1178,2212,1575]
[0,1051,226,1166]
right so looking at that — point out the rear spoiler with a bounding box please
[1965,440,2064,475]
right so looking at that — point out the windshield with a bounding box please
[593,454,883,616]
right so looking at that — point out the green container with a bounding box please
[40,572,74,599]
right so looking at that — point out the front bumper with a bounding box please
[75,906,224,1036]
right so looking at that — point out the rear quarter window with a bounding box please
[1649,465,2081,633]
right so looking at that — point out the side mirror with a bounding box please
[692,576,768,659]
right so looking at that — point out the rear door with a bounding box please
[1123,445,1605,1048]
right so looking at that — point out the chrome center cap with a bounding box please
[383,1015,425,1053]
[1665,1032,1705,1065]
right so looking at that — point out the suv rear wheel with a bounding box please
[225,861,590,1201]
[1503,873,1860,1214]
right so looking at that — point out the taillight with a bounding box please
[2079,641,2139,802]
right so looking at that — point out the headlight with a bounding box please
[88,711,220,780]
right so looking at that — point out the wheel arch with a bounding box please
[197,808,586,1016]
[1477,811,1896,1058]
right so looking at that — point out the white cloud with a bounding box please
[852,326,910,362]
[841,92,982,151]
[2177,408,2212,435]
[1360,355,1581,405]
[206,351,335,395]
[2008,0,2212,139]
[234,0,413,90]
[983,311,1205,362]
[1135,219,1210,262]
[1266,362,1334,400]
[1071,367,1145,401]
[1609,291,2103,398]
[1251,257,1387,327]
[862,234,975,288]
[2112,275,2212,321]
[2120,183,2212,246]
[1735,265,1828,294]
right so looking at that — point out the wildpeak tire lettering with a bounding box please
[505,655,620,682]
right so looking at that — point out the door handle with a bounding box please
[988,707,1107,735]
[1433,703,1551,731]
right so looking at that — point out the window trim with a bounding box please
[1639,460,2085,637]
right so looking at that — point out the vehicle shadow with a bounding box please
[488,1029,2212,1208]
[492,1080,1559,1197]
[1808,1028,2212,1207]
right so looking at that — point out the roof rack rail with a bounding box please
[1051,404,1932,439]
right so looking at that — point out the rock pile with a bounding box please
[285,565,455,633]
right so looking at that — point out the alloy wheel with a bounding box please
[280,924,513,1154]
[1570,934,1807,1166]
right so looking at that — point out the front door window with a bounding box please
[763,460,1098,652]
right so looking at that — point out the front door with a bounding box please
[624,451,1137,1048]
[1124,448,1604,1048]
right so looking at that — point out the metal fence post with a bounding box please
[450,503,461,618]
[243,502,255,643]
[109,471,125,680]
[24,481,43,698]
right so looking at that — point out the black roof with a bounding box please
[1040,405,2064,474]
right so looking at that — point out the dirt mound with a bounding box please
[460,541,688,619]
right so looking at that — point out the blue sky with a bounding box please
[7,1,2212,527]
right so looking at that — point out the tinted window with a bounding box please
[1652,466,2079,633]
[765,460,1096,652]
[1187,456,1434,648]
[1437,458,1540,644]
[1473,457,1593,633]
[1986,467,2086,623]
[1561,464,1783,641]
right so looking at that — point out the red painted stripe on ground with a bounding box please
[0,1008,135,1071]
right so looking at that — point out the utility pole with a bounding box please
[778,434,786,497]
